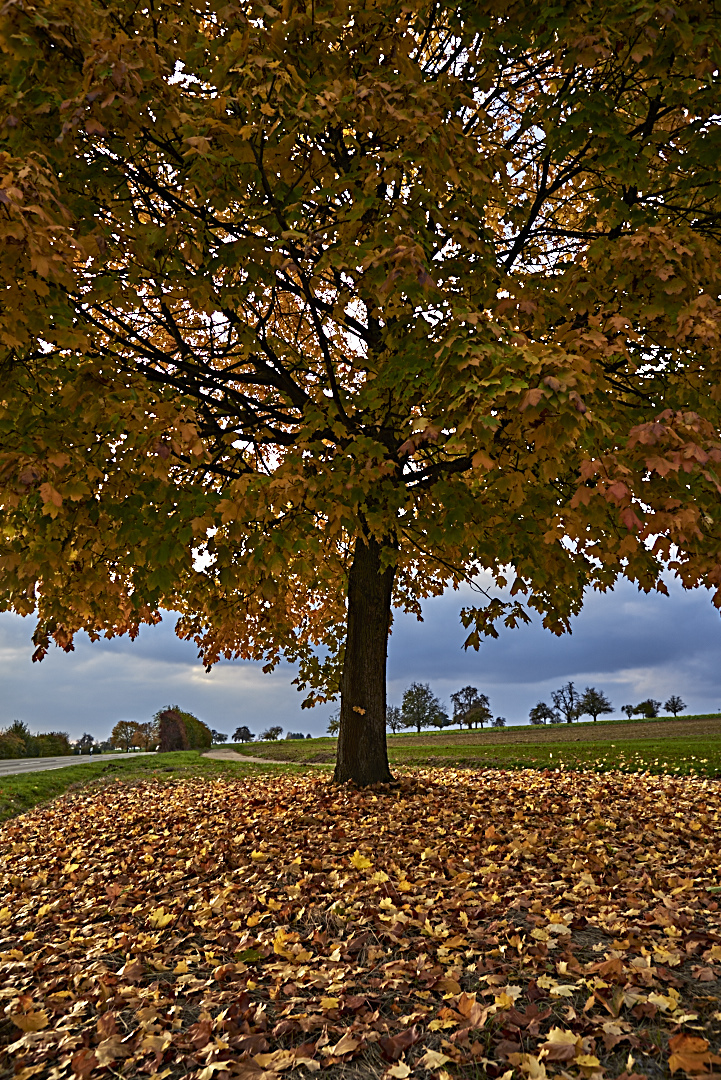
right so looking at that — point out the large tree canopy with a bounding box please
[1,0,720,783]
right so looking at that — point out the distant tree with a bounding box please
[286,731,305,740]
[111,720,139,752]
[77,733,95,754]
[621,704,636,720]
[450,687,491,729]
[233,725,254,743]
[401,683,448,734]
[637,698,662,719]
[35,732,72,756]
[133,720,159,750]
[529,701,559,726]
[551,682,582,724]
[327,711,340,736]
[579,687,614,723]
[0,731,26,759]
[386,705,403,735]
[156,707,212,751]
[664,695,686,717]
[211,730,229,744]
[492,716,506,728]
[261,725,283,741]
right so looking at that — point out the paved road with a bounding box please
[204,749,327,767]
[0,752,155,778]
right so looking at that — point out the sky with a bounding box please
[1,575,720,740]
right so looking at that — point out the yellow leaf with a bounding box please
[148,906,174,929]
[11,1011,49,1032]
[254,1050,296,1071]
[544,1029,579,1046]
[174,959,189,974]
[350,850,373,870]
[387,1064,411,1079]
[418,1050,452,1069]
[96,1035,133,1067]
[328,1033,360,1055]
[320,997,340,1010]
[0,908,11,926]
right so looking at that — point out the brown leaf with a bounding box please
[379,1026,423,1061]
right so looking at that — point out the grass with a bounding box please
[0,750,306,823]
[228,713,721,776]
[3,713,719,825]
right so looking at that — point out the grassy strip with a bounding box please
[392,734,721,775]
[0,750,304,823]
[230,728,721,775]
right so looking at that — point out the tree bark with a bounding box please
[334,536,395,785]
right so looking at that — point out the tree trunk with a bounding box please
[334,536,395,785]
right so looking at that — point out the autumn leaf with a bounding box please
[2,0,721,790]
[10,1010,49,1032]
[349,850,373,871]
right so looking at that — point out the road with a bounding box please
[0,752,155,778]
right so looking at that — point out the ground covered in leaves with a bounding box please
[1,770,720,1080]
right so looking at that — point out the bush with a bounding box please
[35,732,71,757]
[0,721,72,758]
[155,706,212,752]
[0,732,25,759]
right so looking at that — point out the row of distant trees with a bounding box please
[231,726,312,742]
[529,682,686,724]
[323,681,690,735]
[326,683,505,736]
[0,720,72,759]
[0,683,689,760]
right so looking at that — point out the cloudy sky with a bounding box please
[1,574,720,741]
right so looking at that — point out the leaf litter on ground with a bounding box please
[1,768,720,1080]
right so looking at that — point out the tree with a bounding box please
[492,716,507,729]
[552,683,582,725]
[401,683,448,734]
[233,726,254,743]
[327,712,340,737]
[2,3,721,787]
[77,733,95,754]
[386,706,404,735]
[261,726,283,742]
[664,695,686,717]
[637,698,662,719]
[111,721,139,752]
[211,730,229,745]
[621,704,636,721]
[450,687,492,730]
[529,702,559,726]
[133,721,159,750]
[579,687,614,723]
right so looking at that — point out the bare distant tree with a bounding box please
[386,705,403,734]
[551,682,582,724]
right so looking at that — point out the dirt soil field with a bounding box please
[395,715,721,746]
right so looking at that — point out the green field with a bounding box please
[2,715,719,824]
[0,750,304,823]
[230,713,721,776]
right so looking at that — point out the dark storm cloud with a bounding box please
[1,576,719,739]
